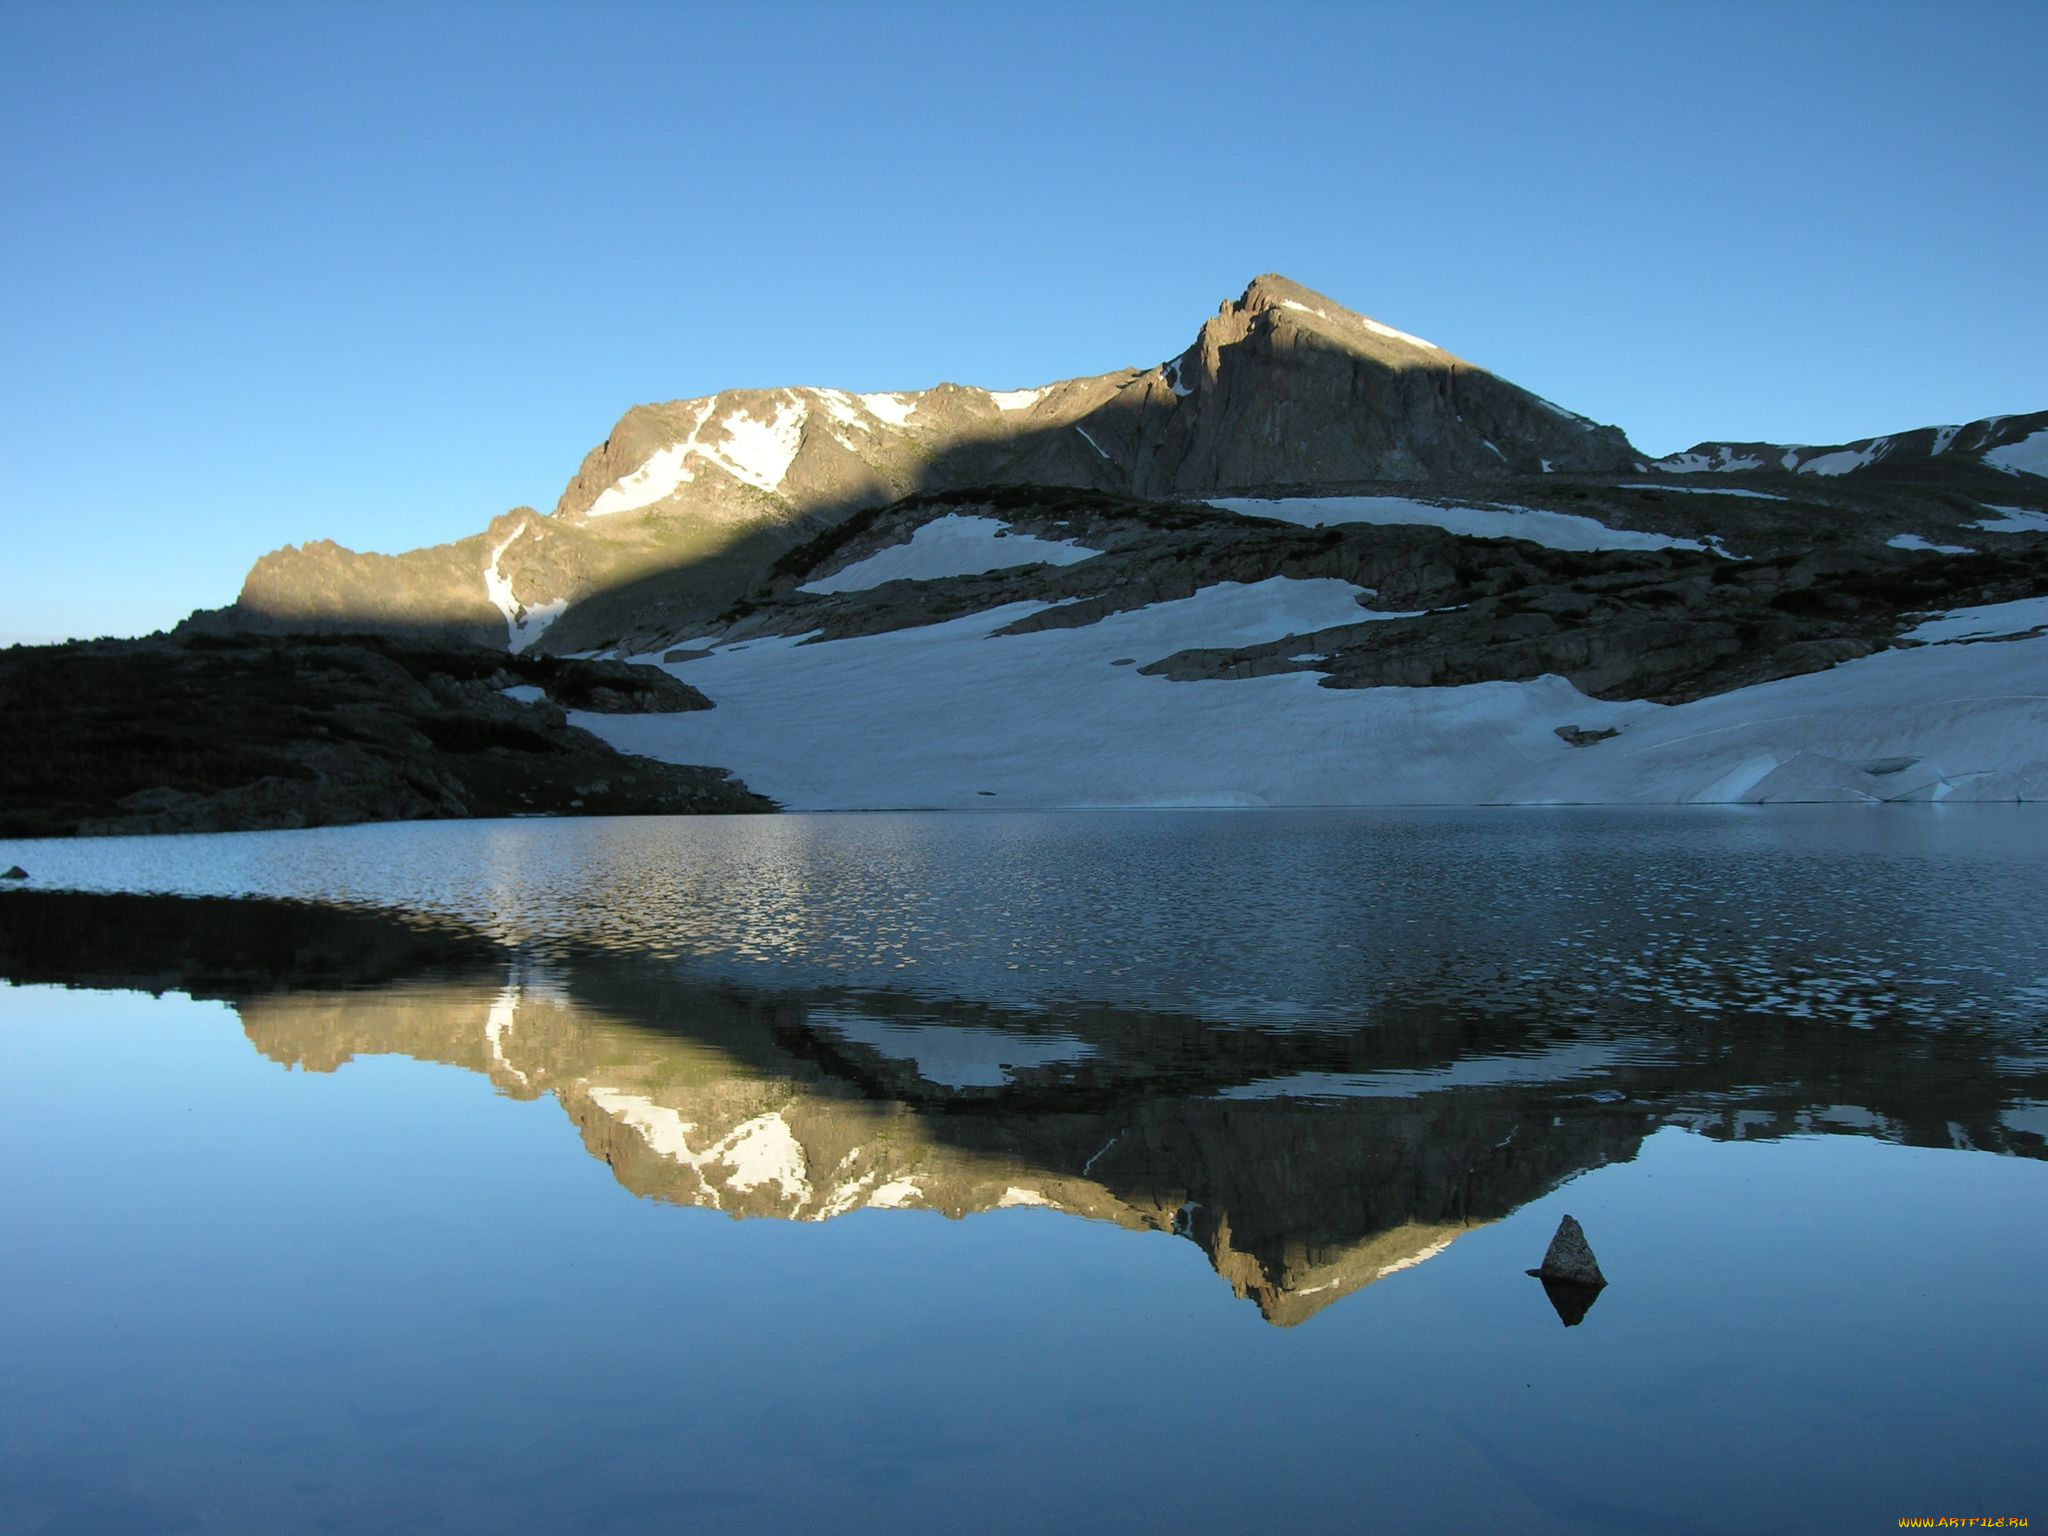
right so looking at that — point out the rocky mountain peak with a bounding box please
[1191,273,1453,371]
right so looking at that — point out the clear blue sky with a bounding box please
[4,0,2043,642]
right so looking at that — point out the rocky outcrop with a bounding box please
[0,633,772,837]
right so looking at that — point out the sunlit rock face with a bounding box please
[8,889,2043,1327]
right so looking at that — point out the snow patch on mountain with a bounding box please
[584,401,718,516]
[860,392,917,427]
[1887,534,1974,555]
[1621,483,1789,502]
[583,394,810,514]
[1985,427,2048,478]
[1903,595,2048,644]
[1358,315,1438,351]
[1653,447,1766,474]
[812,388,873,433]
[1209,495,1715,554]
[484,523,566,652]
[799,515,1099,594]
[987,385,1051,412]
[1278,298,1438,352]
[1534,397,1596,428]
[1798,439,1891,476]
[1971,506,2048,535]
[716,398,809,492]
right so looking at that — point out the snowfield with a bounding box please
[1985,427,2048,478]
[1209,495,1714,554]
[799,514,1099,594]
[1903,595,2048,644]
[1972,506,2048,535]
[1796,440,1890,476]
[572,586,2048,808]
[1887,534,1974,555]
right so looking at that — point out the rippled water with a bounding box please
[2,808,2045,1532]
[6,806,2047,1031]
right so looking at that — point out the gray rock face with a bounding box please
[1112,274,1640,491]
[1533,1213,1607,1287]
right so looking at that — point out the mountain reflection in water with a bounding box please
[5,885,2042,1328]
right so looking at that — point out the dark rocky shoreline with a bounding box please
[0,632,775,838]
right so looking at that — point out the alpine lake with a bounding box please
[2,807,2042,1534]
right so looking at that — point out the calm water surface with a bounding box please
[1,808,2043,1532]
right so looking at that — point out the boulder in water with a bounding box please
[1530,1213,1607,1287]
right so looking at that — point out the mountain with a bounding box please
[206,275,1647,653]
[203,274,2048,669]
[73,274,2048,817]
